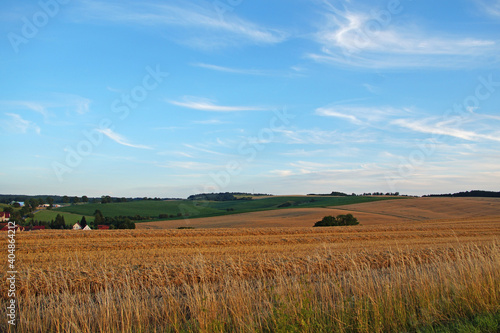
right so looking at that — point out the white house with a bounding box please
[83,225,92,230]
[72,223,82,230]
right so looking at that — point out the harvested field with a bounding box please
[336,196,500,221]
[137,207,406,229]
[1,217,499,332]
[2,213,500,332]
[137,197,500,229]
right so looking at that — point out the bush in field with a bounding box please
[314,214,359,227]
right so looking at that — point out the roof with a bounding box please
[1,225,24,231]
[0,212,11,218]
[97,225,110,229]
[31,226,46,230]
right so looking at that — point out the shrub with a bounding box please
[314,214,359,227]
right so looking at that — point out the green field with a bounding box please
[55,196,404,222]
[31,210,94,226]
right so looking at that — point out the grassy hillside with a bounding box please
[32,210,94,225]
[54,196,401,221]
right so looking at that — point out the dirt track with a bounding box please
[137,197,500,229]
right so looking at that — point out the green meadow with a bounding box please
[31,210,94,225]
[53,196,402,221]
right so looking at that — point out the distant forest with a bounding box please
[424,190,500,198]
[1,190,498,204]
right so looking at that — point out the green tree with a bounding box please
[52,214,66,229]
[62,196,69,204]
[29,198,38,211]
[46,197,54,210]
[314,214,359,227]
[82,195,89,203]
[80,216,87,228]
[3,206,14,214]
[72,196,80,204]
[93,210,104,227]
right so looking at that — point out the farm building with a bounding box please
[1,225,25,231]
[98,225,110,230]
[30,226,46,231]
[72,223,82,230]
[83,225,92,230]
[0,212,10,221]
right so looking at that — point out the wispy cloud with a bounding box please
[476,0,500,17]
[392,118,500,143]
[316,107,363,125]
[97,128,153,149]
[183,143,228,156]
[0,94,91,121]
[192,62,274,76]
[2,113,41,134]
[316,105,410,125]
[169,96,268,112]
[193,119,228,125]
[308,2,498,68]
[73,0,287,49]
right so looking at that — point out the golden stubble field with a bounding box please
[138,197,500,229]
[1,197,499,332]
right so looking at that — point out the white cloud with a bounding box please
[193,119,228,125]
[74,0,287,49]
[316,107,363,125]
[169,96,267,112]
[97,128,153,149]
[270,170,294,177]
[392,118,500,143]
[0,94,91,121]
[192,63,273,76]
[316,105,409,125]
[476,0,500,17]
[3,113,41,134]
[309,3,498,68]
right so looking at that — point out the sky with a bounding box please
[1,0,499,198]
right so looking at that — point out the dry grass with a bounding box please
[1,215,499,332]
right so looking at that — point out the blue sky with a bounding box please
[1,0,499,198]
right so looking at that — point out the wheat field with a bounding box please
[1,213,499,332]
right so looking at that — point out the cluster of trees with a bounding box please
[158,213,191,219]
[308,191,402,197]
[27,214,69,229]
[361,192,400,196]
[314,214,359,227]
[187,192,253,201]
[93,210,136,229]
[424,190,500,198]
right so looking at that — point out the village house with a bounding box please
[1,224,25,231]
[72,223,82,230]
[0,212,10,222]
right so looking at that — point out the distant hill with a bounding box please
[424,190,500,198]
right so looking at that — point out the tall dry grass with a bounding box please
[2,239,499,332]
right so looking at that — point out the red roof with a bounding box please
[31,226,46,230]
[97,225,110,229]
[0,212,10,218]
[1,225,24,231]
